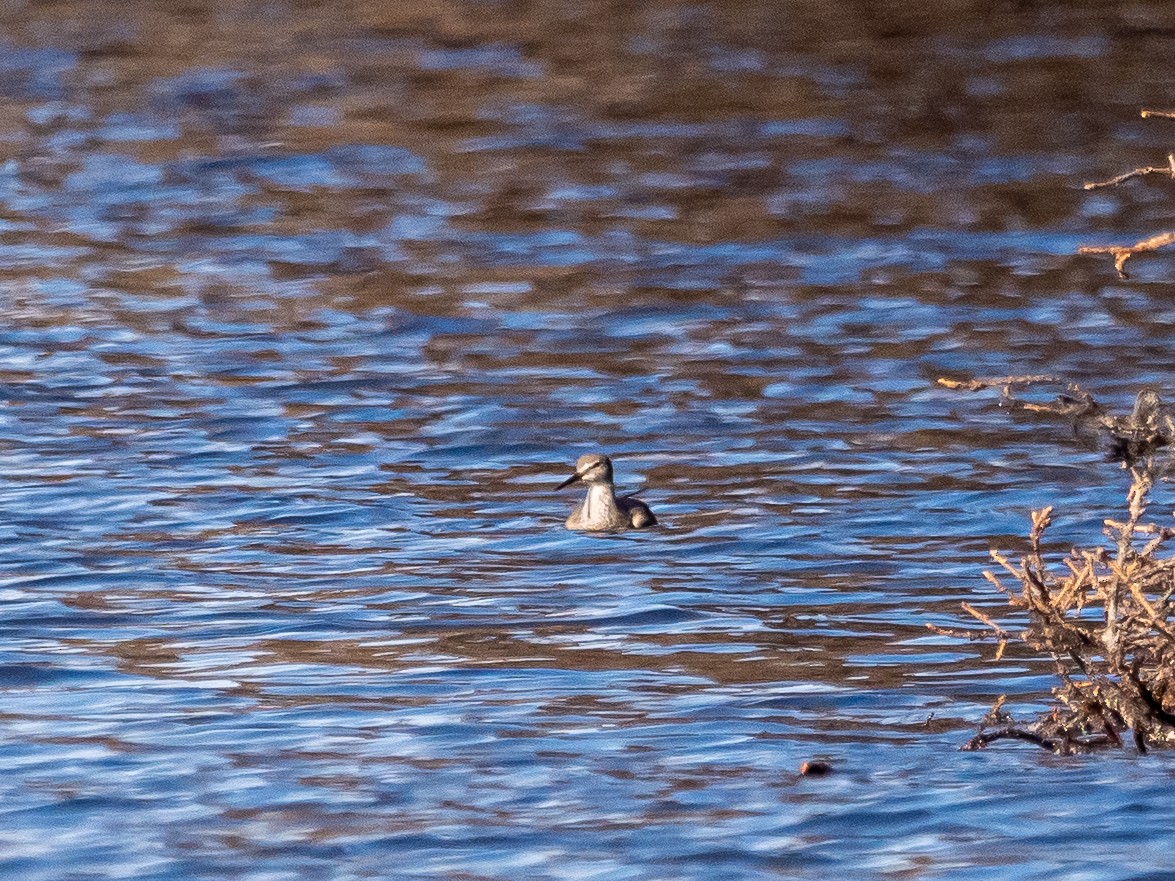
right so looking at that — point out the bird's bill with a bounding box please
[555,471,583,490]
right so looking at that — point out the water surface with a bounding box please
[1,2,1175,879]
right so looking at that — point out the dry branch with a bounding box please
[961,727,1058,752]
[938,377,1173,469]
[942,383,1175,753]
[1078,231,1175,280]
[1083,154,1175,190]
[1080,109,1175,278]
[936,374,1058,392]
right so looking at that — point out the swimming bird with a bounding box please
[556,453,657,531]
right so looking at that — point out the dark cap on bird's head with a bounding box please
[555,453,614,489]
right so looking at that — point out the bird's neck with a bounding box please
[583,482,619,518]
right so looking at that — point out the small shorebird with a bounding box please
[556,453,657,531]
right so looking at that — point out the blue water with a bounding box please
[0,2,1173,879]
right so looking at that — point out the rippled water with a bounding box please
[3,2,1175,879]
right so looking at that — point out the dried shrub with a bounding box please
[935,378,1175,753]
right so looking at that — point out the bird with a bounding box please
[556,453,657,531]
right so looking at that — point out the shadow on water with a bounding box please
[1,1,1175,879]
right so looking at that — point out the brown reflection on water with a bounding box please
[0,1,1161,280]
[67,594,989,697]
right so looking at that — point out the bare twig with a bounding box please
[936,375,1059,392]
[961,727,1058,752]
[1079,231,1175,279]
[1080,109,1175,277]
[961,601,1011,639]
[926,622,987,640]
[1083,154,1175,190]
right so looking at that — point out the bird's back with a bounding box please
[619,495,657,528]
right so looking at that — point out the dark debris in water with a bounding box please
[798,759,833,776]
